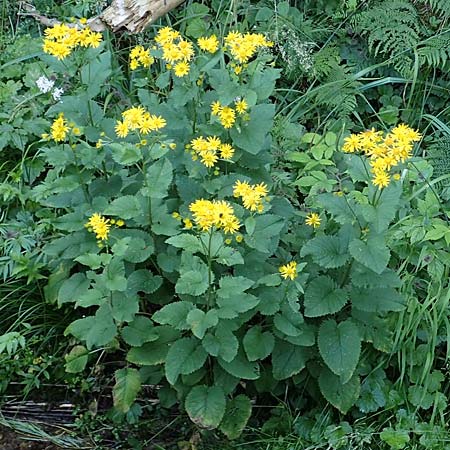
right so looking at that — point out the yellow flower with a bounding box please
[393,173,401,181]
[115,120,129,138]
[279,261,298,280]
[224,31,273,63]
[197,35,219,53]
[183,218,193,229]
[235,234,243,243]
[305,212,321,228]
[235,99,248,114]
[233,180,268,212]
[218,106,236,129]
[342,134,361,153]
[372,171,390,189]
[174,61,190,77]
[85,213,110,241]
[116,219,125,227]
[211,101,222,115]
[189,199,240,234]
[219,143,235,159]
[50,113,70,142]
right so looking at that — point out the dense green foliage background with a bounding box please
[1,1,450,449]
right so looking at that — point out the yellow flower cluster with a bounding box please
[155,26,194,77]
[233,180,268,212]
[342,124,422,189]
[50,113,70,142]
[305,212,321,228]
[211,98,248,129]
[197,35,219,53]
[85,213,111,241]
[115,106,166,138]
[85,214,125,242]
[43,23,102,60]
[224,31,273,64]
[189,200,240,234]
[129,45,154,70]
[279,261,297,280]
[190,136,235,168]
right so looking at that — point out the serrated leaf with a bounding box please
[350,287,405,312]
[165,337,208,385]
[176,269,209,296]
[219,395,252,439]
[58,273,90,306]
[111,292,139,323]
[218,349,260,380]
[304,276,347,317]
[113,368,141,413]
[64,345,88,373]
[109,142,142,165]
[104,196,141,219]
[166,234,203,253]
[186,309,219,339]
[300,235,349,268]
[152,301,195,330]
[319,368,360,414]
[274,312,303,336]
[202,323,238,362]
[185,385,226,429]
[349,235,390,275]
[243,326,274,361]
[317,193,358,224]
[215,246,244,266]
[272,340,308,380]
[121,316,158,346]
[380,428,410,450]
[318,319,361,383]
[142,158,173,198]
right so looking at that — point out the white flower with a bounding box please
[36,76,54,93]
[52,87,64,101]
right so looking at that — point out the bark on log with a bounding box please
[100,0,187,33]
[19,0,187,34]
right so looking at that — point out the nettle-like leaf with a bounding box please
[317,192,359,224]
[175,257,210,296]
[142,158,173,198]
[202,322,239,362]
[319,367,360,414]
[152,301,195,330]
[272,340,308,380]
[349,235,390,275]
[113,368,141,413]
[350,287,405,312]
[218,349,260,380]
[185,385,226,430]
[165,337,208,385]
[219,395,252,439]
[318,319,361,383]
[186,308,219,339]
[121,316,158,346]
[300,235,349,269]
[243,326,274,361]
[304,275,348,317]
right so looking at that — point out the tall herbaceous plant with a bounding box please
[36,18,423,436]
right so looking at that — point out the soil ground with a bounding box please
[0,427,59,450]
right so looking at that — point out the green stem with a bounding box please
[206,229,214,310]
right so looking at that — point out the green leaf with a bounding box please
[215,246,244,266]
[318,319,361,383]
[75,253,112,269]
[166,234,203,253]
[350,287,405,312]
[272,340,308,380]
[165,337,208,385]
[244,215,284,253]
[202,323,238,362]
[300,235,349,269]
[142,158,173,198]
[304,276,348,317]
[186,309,219,339]
[109,142,142,165]
[243,326,274,361]
[121,316,158,346]
[152,301,195,330]
[349,235,390,275]
[219,395,252,439]
[176,265,209,296]
[127,327,179,365]
[102,257,127,291]
[111,292,139,323]
[319,368,360,414]
[317,193,358,224]
[380,428,410,450]
[273,312,304,336]
[218,349,260,380]
[113,368,141,413]
[127,270,162,294]
[185,385,226,429]
[104,196,142,220]
[58,273,90,306]
[230,104,275,154]
[64,345,88,373]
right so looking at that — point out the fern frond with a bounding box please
[420,0,450,18]
[427,136,450,187]
[417,35,450,68]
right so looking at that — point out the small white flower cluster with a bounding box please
[36,76,64,101]
[277,27,314,73]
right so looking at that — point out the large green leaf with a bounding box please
[175,266,209,296]
[152,301,194,330]
[319,368,360,414]
[202,323,238,362]
[218,349,260,380]
[244,214,284,253]
[104,196,142,219]
[121,316,158,346]
[318,319,361,383]
[109,142,142,165]
[304,276,348,317]
[185,385,226,429]
[272,340,308,380]
[186,308,219,339]
[350,287,405,312]
[219,395,252,439]
[58,273,90,306]
[165,234,203,253]
[317,193,358,224]
[349,235,390,275]
[142,158,173,198]
[165,337,208,385]
[111,292,139,323]
[243,326,274,361]
[300,235,349,269]
[64,345,88,373]
[113,368,141,413]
